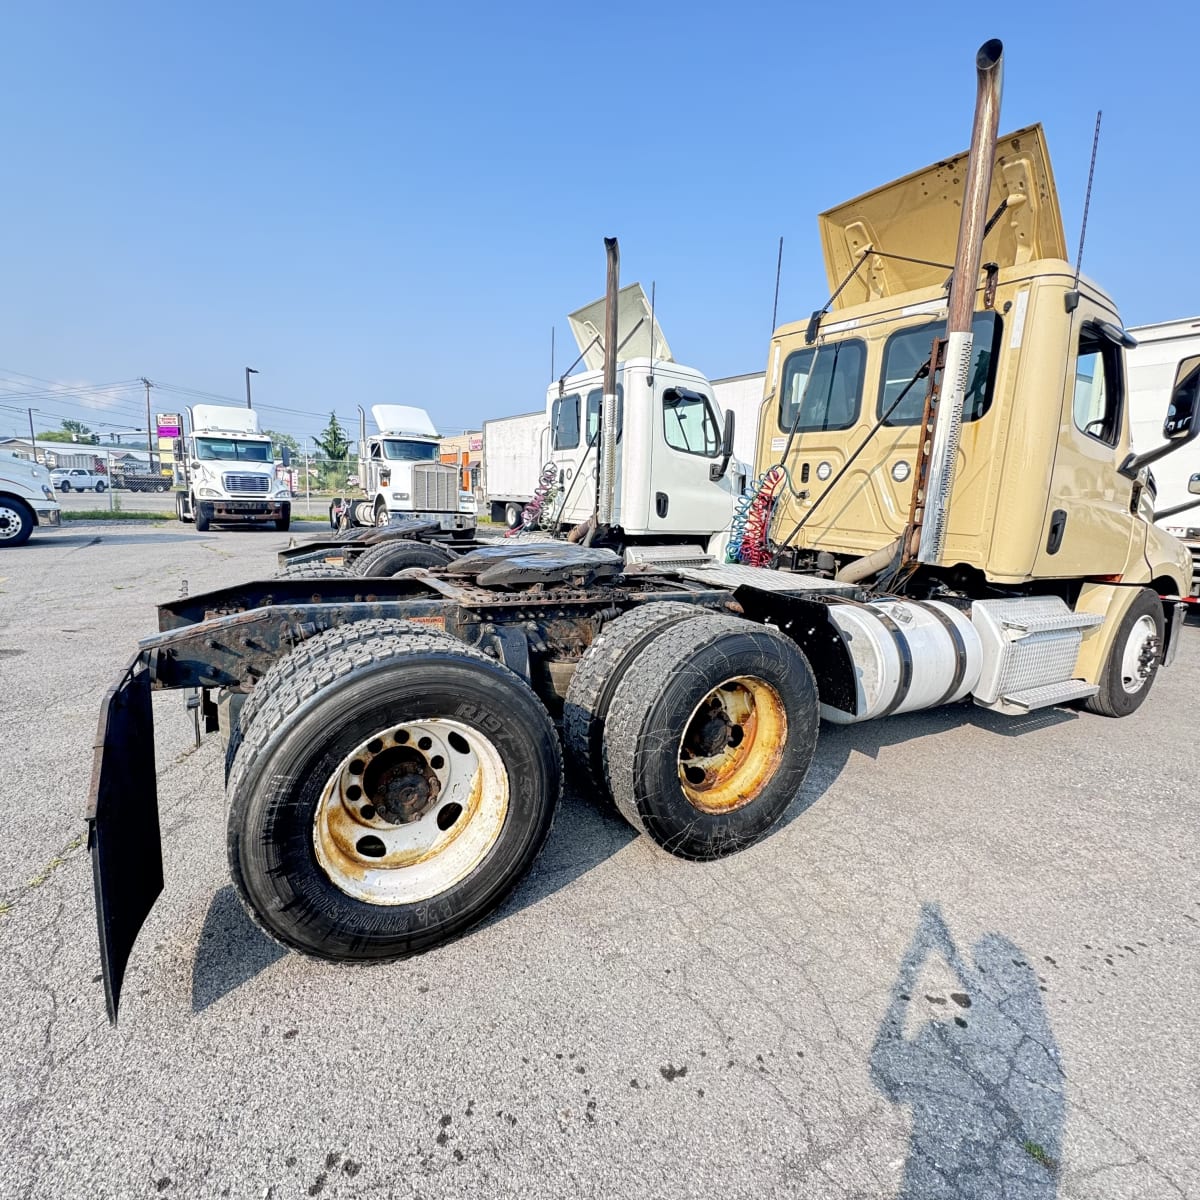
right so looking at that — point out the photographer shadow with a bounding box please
[871,903,1065,1197]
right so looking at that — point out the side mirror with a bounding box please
[280,446,292,467]
[1120,354,1200,478]
[709,410,737,482]
[1164,355,1200,440]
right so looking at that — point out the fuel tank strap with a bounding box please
[915,601,969,706]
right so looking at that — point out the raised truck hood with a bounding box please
[817,123,1068,309]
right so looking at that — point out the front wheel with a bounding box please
[0,498,34,547]
[226,631,561,961]
[194,499,211,532]
[1084,588,1164,717]
[59,481,71,492]
[275,503,291,532]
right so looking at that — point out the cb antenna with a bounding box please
[771,236,784,332]
[1070,111,1102,305]
[550,326,555,382]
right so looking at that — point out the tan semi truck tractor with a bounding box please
[87,40,1196,1021]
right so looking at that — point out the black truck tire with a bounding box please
[353,539,454,576]
[194,500,211,532]
[276,503,291,532]
[603,615,819,861]
[505,503,524,530]
[329,497,342,530]
[226,630,561,961]
[1083,588,1165,717]
[175,492,190,523]
[563,602,708,802]
[225,617,457,779]
[275,561,355,580]
[0,497,34,547]
[95,480,106,492]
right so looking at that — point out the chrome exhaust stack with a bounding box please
[596,237,621,529]
[917,38,1004,565]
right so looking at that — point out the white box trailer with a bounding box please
[1128,316,1200,596]
[711,372,764,469]
[482,411,549,527]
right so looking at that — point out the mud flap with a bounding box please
[87,657,162,1023]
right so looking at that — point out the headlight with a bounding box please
[198,487,220,498]
[391,492,410,501]
[41,485,55,500]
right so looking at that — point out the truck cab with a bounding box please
[759,125,1193,605]
[0,450,61,546]
[546,357,743,549]
[175,405,292,532]
[353,405,476,535]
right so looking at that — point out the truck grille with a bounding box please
[222,473,270,494]
[412,463,457,511]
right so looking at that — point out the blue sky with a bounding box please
[3,2,1197,446]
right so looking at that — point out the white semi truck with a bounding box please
[174,405,292,532]
[1128,316,1200,599]
[481,284,747,551]
[331,405,476,537]
[0,450,62,547]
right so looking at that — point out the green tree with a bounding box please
[37,419,99,444]
[263,428,301,459]
[315,412,350,460]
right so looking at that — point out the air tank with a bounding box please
[820,599,982,724]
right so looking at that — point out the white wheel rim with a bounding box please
[1119,614,1158,694]
[0,504,23,540]
[313,717,509,904]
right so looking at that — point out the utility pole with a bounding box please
[141,377,155,472]
[245,366,258,409]
[26,408,37,461]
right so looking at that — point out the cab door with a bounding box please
[644,381,733,536]
[1033,313,1137,577]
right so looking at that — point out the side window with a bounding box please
[584,386,625,443]
[878,311,1002,425]
[1072,325,1123,446]
[779,338,866,432]
[663,388,720,457]
[552,393,580,450]
[370,442,382,459]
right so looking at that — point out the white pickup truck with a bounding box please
[51,467,107,493]
[1,451,62,546]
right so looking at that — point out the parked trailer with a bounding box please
[1128,316,1200,598]
[482,410,547,527]
[88,41,1198,1022]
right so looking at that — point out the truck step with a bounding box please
[624,544,712,569]
[993,679,1099,714]
[1000,610,1104,637]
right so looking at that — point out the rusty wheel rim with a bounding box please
[313,717,508,904]
[676,676,787,815]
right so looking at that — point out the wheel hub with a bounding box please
[363,746,441,823]
[677,677,787,815]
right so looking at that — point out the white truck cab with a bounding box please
[545,358,744,548]
[344,405,476,535]
[175,405,291,532]
[0,450,62,547]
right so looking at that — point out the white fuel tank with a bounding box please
[821,599,982,724]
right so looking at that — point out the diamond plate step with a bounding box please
[1001,610,1104,637]
[997,679,1099,713]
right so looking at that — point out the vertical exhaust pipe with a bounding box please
[596,237,620,529]
[917,38,1004,565]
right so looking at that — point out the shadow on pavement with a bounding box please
[191,885,286,1012]
[871,903,1064,1197]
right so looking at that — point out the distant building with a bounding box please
[439,431,483,492]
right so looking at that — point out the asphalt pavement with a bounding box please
[0,521,1197,1199]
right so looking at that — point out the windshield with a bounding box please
[381,440,439,461]
[194,437,273,463]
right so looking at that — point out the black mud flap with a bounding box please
[87,657,162,1023]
